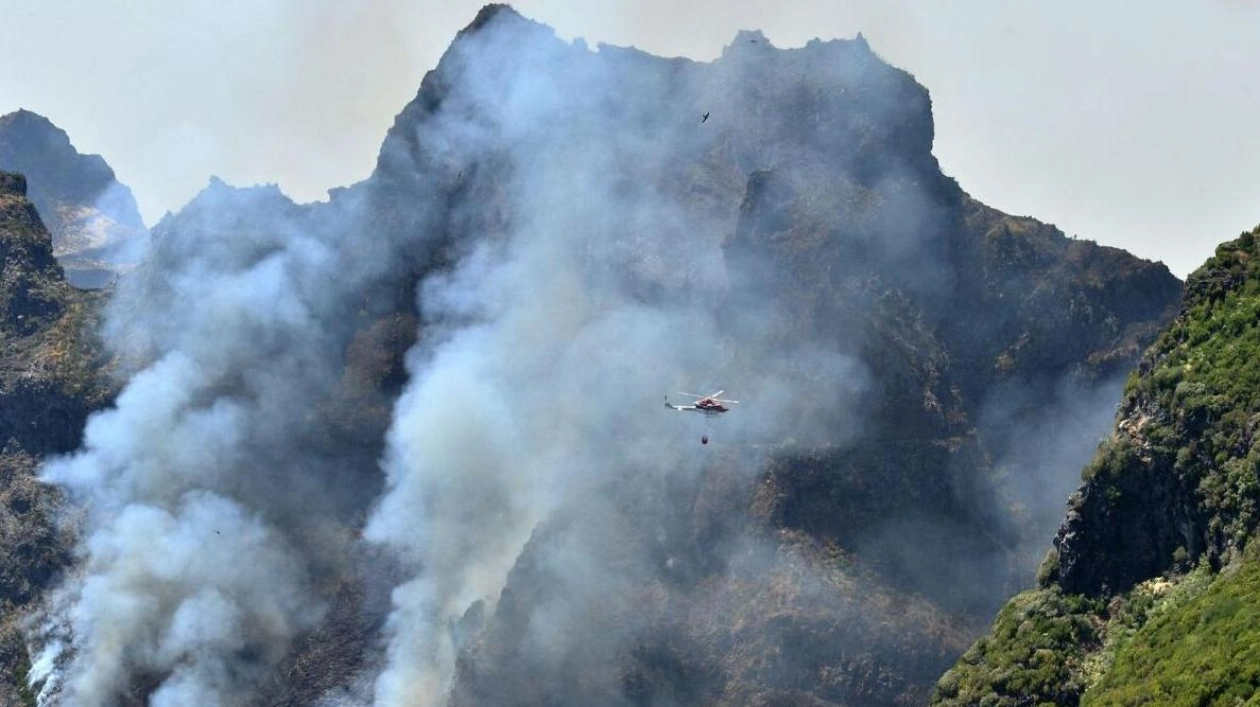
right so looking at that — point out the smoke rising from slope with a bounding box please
[34,177,429,703]
[359,16,871,701]
[981,371,1132,562]
[24,7,1170,706]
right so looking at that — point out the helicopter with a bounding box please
[665,391,739,444]
[664,391,739,416]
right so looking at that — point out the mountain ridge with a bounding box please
[333,7,1181,704]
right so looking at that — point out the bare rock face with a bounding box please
[0,110,147,288]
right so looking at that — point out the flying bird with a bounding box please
[701,112,710,123]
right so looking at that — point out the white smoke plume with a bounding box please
[360,12,869,704]
[24,6,1148,706]
[34,176,428,704]
[28,9,924,703]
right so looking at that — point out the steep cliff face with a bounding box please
[935,224,1260,705]
[0,111,147,288]
[0,172,111,705]
[726,170,1180,607]
[1054,229,1260,595]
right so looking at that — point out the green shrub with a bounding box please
[1085,559,1260,705]
[932,588,1104,706]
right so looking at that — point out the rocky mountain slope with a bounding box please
[348,7,1180,705]
[0,110,147,288]
[2,5,1184,706]
[0,171,112,705]
[935,224,1260,705]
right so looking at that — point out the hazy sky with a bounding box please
[2,0,1257,277]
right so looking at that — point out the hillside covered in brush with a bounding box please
[0,171,113,706]
[2,6,1182,706]
[935,224,1260,706]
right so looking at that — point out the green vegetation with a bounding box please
[1129,228,1260,413]
[1086,557,1260,705]
[934,225,1260,704]
[934,561,1226,706]
[1080,437,1139,484]
[933,588,1104,706]
[1079,560,1215,692]
[1124,227,1260,556]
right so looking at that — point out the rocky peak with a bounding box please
[0,109,146,287]
[339,7,1183,704]
[0,168,109,450]
[463,3,523,34]
[0,111,128,213]
[0,170,69,333]
[363,6,936,203]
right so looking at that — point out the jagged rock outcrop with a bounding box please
[0,110,147,288]
[935,224,1260,705]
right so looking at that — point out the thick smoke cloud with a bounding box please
[359,17,868,701]
[32,175,425,703]
[24,7,1140,706]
